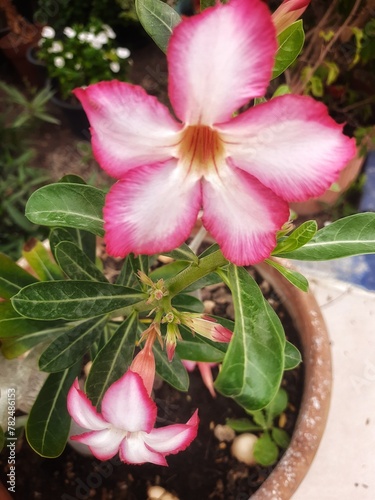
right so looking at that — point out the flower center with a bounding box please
[179,125,225,176]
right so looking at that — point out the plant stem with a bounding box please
[165,249,228,296]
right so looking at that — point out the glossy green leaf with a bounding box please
[26,363,80,457]
[0,253,37,299]
[49,228,76,257]
[265,388,288,423]
[176,327,226,362]
[225,418,261,433]
[162,244,199,264]
[85,314,138,407]
[215,265,285,410]
[25,183,105,237]
[272,427,290,449]
[135,0,181,53]
[1,326,67,359]
[272,20,305,79]
[172,293,204,313]
[278,213,375,261]
[153,342,189,391]
[55,241,108,282]
[116,255,138,287]
[39,316,107,372]
[284,341,302,370]
[253,433,279,466]
[12,281,145,320]
[265,259,309,292]
[22,240,64,281]
[273,221,318,255]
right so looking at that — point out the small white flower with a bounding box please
[110,61,120,73]
[41,26,55,39]
[37,38,45,47]
[102,24,116,39]
[65,52,73,59]
[63,27,76,39]
[74,63,82,70]
[91,38,103,50]
[54,56,65,68]
[48,41,63,53]
[116,47,130,59]
[96,32,108,45]
[78,31,94,43]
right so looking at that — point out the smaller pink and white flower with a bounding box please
[68,370,199,465]
[180,313,232,343]
[183,360,217,398]
[272,0,310,35]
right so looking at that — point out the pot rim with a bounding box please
[252,258,332,499]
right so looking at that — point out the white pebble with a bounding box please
[231,433,258,466]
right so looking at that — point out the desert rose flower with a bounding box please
[180,313,233,343]
[272,0,310,35]
[75,0,355,265]
[183,360,217,397]
[67,371,198,465]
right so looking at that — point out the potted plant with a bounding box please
[35,19,131,138]
[1,0,375,497]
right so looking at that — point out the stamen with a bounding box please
[179,125,225,176]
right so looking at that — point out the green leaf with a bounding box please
[116,255,138,287]
[55,241,108,282]
[265,388,288,423]
[153,342,189,391]
[26,363,80,457]
[135,0,181,53]
[25,183,105,236]
[273,221,318,254]
[284,341,302,370]
[253,433,279,466]
[0,253,37,299]
[176,327,226,362]
[249,410,267,429]
[272,20,305,79]
[1,327,67,358]
[162,244,199,264]
[85,314,138,407]
[22,240,64,281]
[272,427,290,449]
[278,214,375,261]
[310,75,324,97]
[12,281,145,320]
[215,265,285,410]
[225,418,262,433]
[172,293,204,313]
[49,228,76,258]
[50,227,97,265]
[150,260,190,282]
[265,259,309,292]
[39,316,108,372]
[200,0,215,10]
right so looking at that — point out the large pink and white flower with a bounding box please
[67,371,198,465]
[75,0,355,265]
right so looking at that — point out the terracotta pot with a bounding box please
[290,148,364,215]
[252,259,332,499]
[0,25,41,86]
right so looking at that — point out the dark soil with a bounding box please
[0,273,303,500]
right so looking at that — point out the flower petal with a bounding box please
[74,81,182,178]
[168,0,276,126]
[272,0,310,35]
[103,160,201,257]
[143,410,199,455]
[71,428,124,460]
[202,164,289,265]
[197,363,216,398]
[101,371,157,433]
[119,433,167,466]
[218,95,356,202]
[67,379,108,430]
